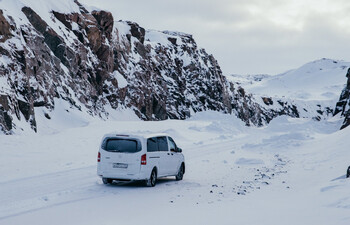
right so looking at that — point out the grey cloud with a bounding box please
[80,0,350,74]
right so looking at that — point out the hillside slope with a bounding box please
[227,58,350,123]
[0,0,285,134]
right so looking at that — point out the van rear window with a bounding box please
[104,139,139,153]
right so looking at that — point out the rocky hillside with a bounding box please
[334,68,350,129]
[0,0,315,134]
[0,0,252,134]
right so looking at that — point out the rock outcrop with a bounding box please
[334,68,350,129]
[0,0,301,134]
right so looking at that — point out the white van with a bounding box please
[97,133,185,187]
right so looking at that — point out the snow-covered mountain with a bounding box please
[227,58,350,123]
[0,0,284,134]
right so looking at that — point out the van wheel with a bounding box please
[146,169,157,187]
[102,178,113,184]
[176,164,184,181]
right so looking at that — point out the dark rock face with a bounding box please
[0,10,12,42]
[0,0,300,133]
[334,68,350,129]
[22,7,68,67]
[126,21,145,44]
[0,95,12,134]
[92,10,114,41]
[262,97,273,106]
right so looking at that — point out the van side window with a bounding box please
[157,137,168,151]
[168,137,177,151]
[147,138,158,152]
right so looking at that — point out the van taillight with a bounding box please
[97,152,101,162]
[141,154,147,165]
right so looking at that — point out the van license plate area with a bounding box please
[113,163,128,169]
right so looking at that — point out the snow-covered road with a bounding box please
[0,135,283,218]
[1,112,350,225]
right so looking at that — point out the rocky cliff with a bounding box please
[0,0,302,134]
[334,68,350,129]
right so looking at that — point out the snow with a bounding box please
[103,105,140,121]
[226,58,350,121]
[144,29,185,47]
[112,70,128,88]
[145,30,171,46]
[34,98,92,134]
[71,22,79,31]
[0,55,12,67]
[228,58,350,102]
[0,1,349,224]
[0,0,80,26]
[235,157,265,165]
[113,21,131,40]
[0,0,82,49]
[0,110,350,224]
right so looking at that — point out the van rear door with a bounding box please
[100,138,142,177]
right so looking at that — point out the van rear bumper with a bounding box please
[98,170,150,181]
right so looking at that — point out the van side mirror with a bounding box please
[170,147,182,153]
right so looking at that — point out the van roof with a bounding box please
[103,132,169,139]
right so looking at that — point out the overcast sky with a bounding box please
[79,0,350,75]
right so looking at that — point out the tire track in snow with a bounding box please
[0,137,286,220]
[0,166,105,220]
[0,138,239,219]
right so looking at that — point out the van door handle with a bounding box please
[106,157,110,159]
[167,153,170,155]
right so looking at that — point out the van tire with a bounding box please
[102,178,113,184]
[146,169,157,187]
[176,164,184,181]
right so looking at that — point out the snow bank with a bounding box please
[1,111,349,225]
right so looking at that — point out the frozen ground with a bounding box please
[0,111,350,225]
